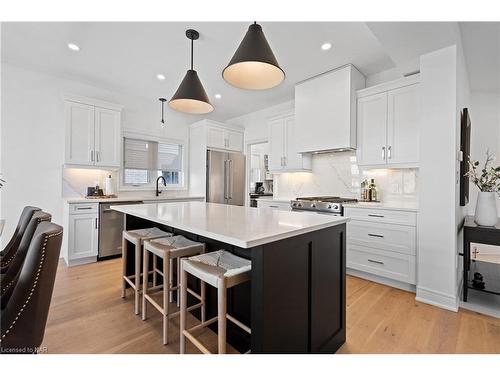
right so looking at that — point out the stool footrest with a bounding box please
[186,316,218,333]
[226,314,251,334]
[183,330,212,354]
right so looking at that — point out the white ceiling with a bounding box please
[2,22,499,122]
[1,22,395,120]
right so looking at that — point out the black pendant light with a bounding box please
[169,29,214,114]
[159,98,166,128]
[223,22,285,90]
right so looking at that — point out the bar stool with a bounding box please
[122,227,172,315]
[142,235,206,345]
[180,250,251,354]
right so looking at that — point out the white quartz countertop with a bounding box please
[64,195,205,204]
[343,201,419,212]
[111,202,348,248]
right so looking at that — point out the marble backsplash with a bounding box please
[274,151,418,203]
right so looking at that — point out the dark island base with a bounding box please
[124,214,346,354]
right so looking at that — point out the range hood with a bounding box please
[294,64,365,153]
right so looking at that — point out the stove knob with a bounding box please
[292,202,296,207]
[328,204,332,209]
[311,203,316,208]
[333,204,339,210]
[298,203,302,208]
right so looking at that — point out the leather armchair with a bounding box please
[0,222,63,354]
[0,206,41,268]
[1,211,52,309]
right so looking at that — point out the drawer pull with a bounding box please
[77,207,93,210]
[269,205,279,208]
[368,259,384,265]
[368,233,384,238]
[368,214,385,218]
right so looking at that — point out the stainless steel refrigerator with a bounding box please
[206,150,245,206]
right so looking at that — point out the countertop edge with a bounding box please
[64,196,205,204]
[343,202,418,212]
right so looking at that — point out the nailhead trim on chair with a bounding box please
[0,216,51,267]
[0,230,63,342]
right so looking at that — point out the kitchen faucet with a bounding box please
[156,175,167,197]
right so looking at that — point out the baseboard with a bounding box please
[66,256,97,267]
[415,286,459,312]
[347,268,416,293]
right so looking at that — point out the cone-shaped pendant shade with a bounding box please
[223,23,285,90]
[169,69,214,114]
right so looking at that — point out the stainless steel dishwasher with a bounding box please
[99,201,143,259]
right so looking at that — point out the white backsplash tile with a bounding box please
[274,151,418,203]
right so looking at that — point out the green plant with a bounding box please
[466,150,500,196]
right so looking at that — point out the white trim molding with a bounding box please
[416,286,459,312]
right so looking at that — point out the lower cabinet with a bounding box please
[66,203,99,266]
[344,206,417,287]
[256,200,291,211]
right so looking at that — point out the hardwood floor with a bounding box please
[42,258,500,354]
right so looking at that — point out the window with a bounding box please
[123,137,184,189]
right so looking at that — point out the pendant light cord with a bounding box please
[190,37,194,70]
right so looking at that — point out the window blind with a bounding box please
[157,143,182,172]
[123,138,157,170]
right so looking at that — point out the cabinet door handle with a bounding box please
[96,151,100,162]
[368,233,384,238]
[95,217,99,229]
[368,214,385,218]
[90,150,94,162]
[382,146,386,160]
[368,259,384,265]
[283,156,287,166]
[387,146,392,159]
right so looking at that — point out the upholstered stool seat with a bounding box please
[180,250,251,354]
[142,235,205,345]
[122,227,172,315]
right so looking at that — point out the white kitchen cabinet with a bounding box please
[344,206,417,288]
[66,203,99,266]
[256,199,291,211]
[356,75,419,167]
[387,84,420,165]
[65,102,95,165]
[357,92,388,166]
[268,112,311,173]
[294,64,365,153]
[205,121,244,152]
[64,97,122,168]
[94,107,121,167]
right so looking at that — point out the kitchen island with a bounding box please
[112,202,348,354]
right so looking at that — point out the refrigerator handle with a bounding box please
[223,159,228,199]
[229,159,233,199]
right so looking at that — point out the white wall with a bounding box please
[0,63,193,243]
[469,91,500,216]
[416,45,462,311]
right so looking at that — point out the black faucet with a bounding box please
[156,175,167,197]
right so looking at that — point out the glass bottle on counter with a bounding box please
[369,179,378,202]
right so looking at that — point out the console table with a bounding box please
[462,216,500,302]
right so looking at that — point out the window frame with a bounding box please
[119,131,188,192]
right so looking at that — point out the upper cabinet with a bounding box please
[268,111,311,173]
[294,64,365,153]
[204,120,244,152]
[356,75,420,167]
[64,96,122,168]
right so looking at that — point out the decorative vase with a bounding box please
[475,192,498,226]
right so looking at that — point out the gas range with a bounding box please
[290,196,358,216]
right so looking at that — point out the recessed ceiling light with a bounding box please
[67,43,80,51]
[156,74,166,81]
[215,94,222,99]
[321,42,332,51]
